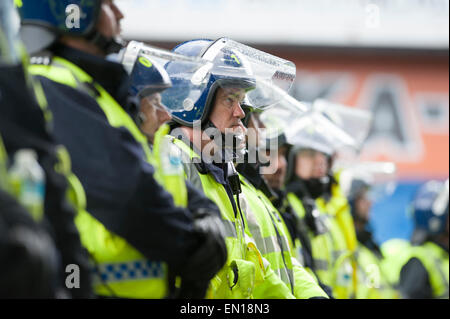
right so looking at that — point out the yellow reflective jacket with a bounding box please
[30,57,184,298]
[355,243,399,299]
[405,242,449,299]
[240,176,328,299]
[172,138,295,299]
[316,183,358,298]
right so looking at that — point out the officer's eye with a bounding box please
[223,96,236,108]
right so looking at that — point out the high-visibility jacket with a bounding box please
[152,124,188,207]
[30,57,184,298]
[355,243,399,299]
[403,242,449,299]
[380,238,412,289]
[172,138,295,299]
[316,183,358,299]
[240,176,328,299]
[287,192,334,288]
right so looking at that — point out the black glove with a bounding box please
[178,208,228,298]
[176,279,211,299]
[0,190,60,298]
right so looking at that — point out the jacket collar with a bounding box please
[51,43,131,108]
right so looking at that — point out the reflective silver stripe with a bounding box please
[276,266,295,288]
[279,268,290,285]
[222,219,237,238]
[333,250,346,261]
[247,215,267,251]
[257,235,296,288]
[262,236,282,254]
[92,260,165,284]
[281,236,291,254]
[314,259,329,271]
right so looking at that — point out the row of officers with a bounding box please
[1,0,448,299]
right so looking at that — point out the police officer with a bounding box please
[281,113,357,299]
[347,177,398,299]
[398,179,449,299]
[123,43,229,298]
[1,0,92,298]
[18,0,227,299]
[237,112,329,298]
[259,128,335,298]
[167,38,300,299]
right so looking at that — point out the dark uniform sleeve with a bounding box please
[0,64,93,298]
[399,257,433,299]
[37,76,210,277]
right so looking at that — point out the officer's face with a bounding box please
[311,152,329,178]
[262,146,288,190]
[97,0,124,39]
[354,191,372,223]
[140,93,172,144]
[295,150,314,180]
[210,87,247,136]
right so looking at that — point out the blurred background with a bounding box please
[116,0,449,245]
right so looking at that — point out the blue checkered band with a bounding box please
[92,260,166,283]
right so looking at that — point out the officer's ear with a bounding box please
[242,106,255,128]
[125,95,142,126]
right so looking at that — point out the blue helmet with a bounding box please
[168,38,256,127]
[412,179,449,239]
[128,55,172,100]
[17,0,122,54]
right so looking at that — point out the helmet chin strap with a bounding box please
[87,31,125,55]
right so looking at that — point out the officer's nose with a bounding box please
[233,102,246,120]
[111,2,125,21]
[277,154,287,173]
[157,106,172,126]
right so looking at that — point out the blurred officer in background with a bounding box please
[346,176,399,298]
[307,100,375,299]
[17,0,227,299]
[282,112,358,299]
[260,129,334,298]
[259,101,346,298]
[398,179,449,299]
[236,111,329,298]
[1,0,92,298]
[167,37,302,299]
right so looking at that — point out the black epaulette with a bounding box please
[29,51,54,66]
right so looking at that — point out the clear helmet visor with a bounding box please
[260,95,355,156]
[313,99,373,152]
[121,41,213,113]
[337,161,398,201]
[0,0,21,65]
[202,38,296,110]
